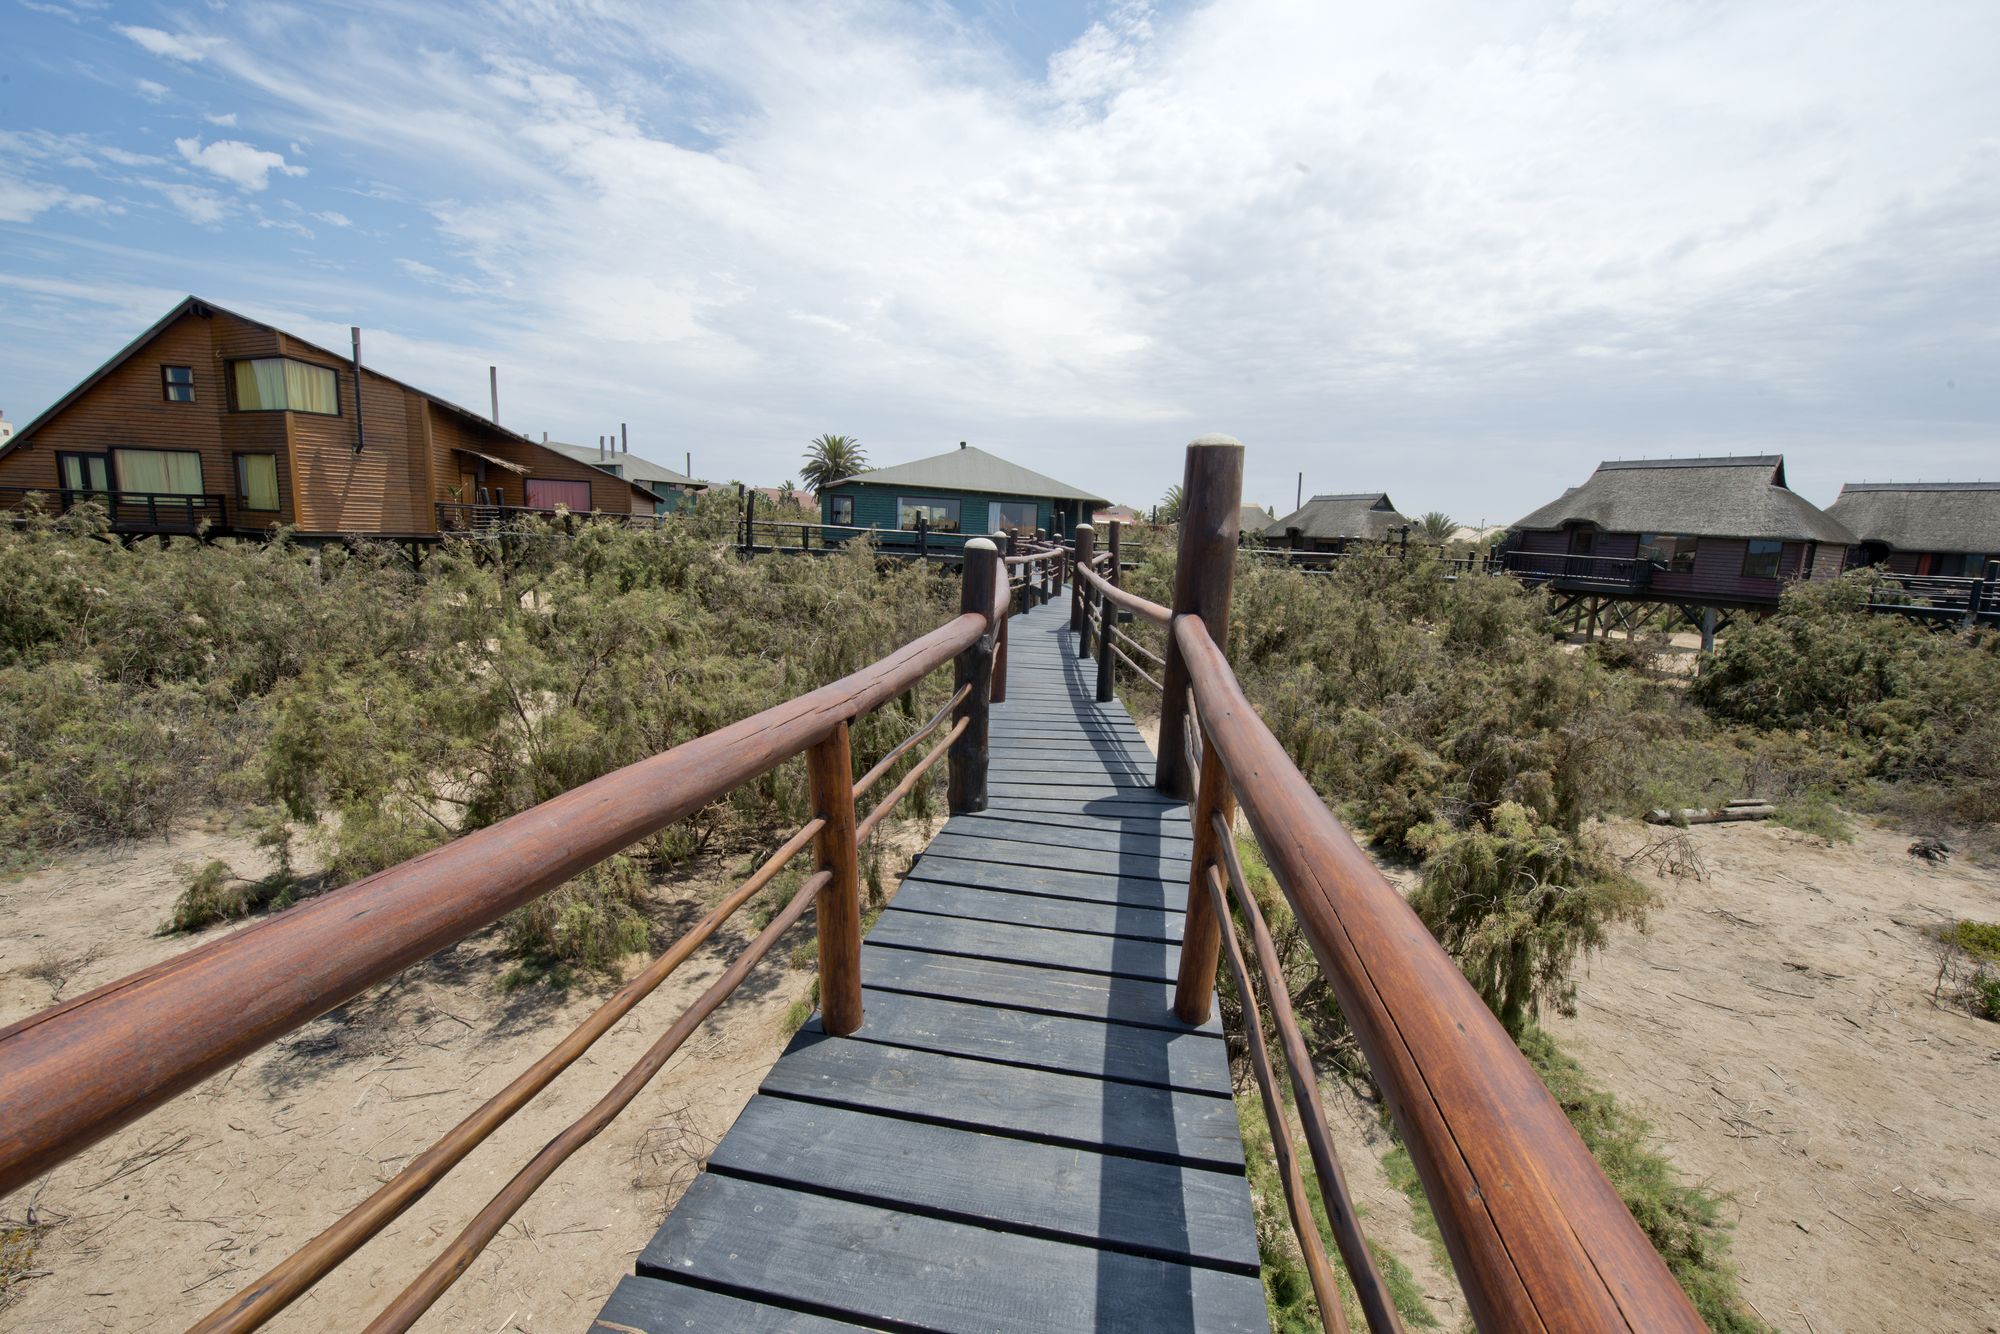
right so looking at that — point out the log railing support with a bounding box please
[1156,435,1243,798]
[949,538,1000,814]
[1175,728,1236,1024]
[807,721,863,1037]
[1070,522,1094,636]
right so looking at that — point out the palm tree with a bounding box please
[801,434,865,493]
[1157,484,1185,526]
[1418,510,1456,544]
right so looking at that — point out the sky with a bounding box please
[1,0,1994,523]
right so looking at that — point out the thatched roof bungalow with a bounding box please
[1263,492,1410,551]
[1826,482,1999,577]
[1508,456,1853,604]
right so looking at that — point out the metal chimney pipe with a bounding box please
[350,327,366,454]
[621,422,628,454]
[489,366,498,424]
[598,436,606,461]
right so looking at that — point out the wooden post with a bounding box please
[737,484,750,555]
[950,538,1001,815]
[807,720,863,1037]
[1070,522,1094,634]
[916,516,928,564]
[1174,737,1237,1026]
[1157,435,1244,798]
[993,536,1011,706]
[1699,605,1718,654]
[1108,518,1122,588]
[1095,577,1115,702]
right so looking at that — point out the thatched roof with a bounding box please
[1510,456,1853,543]
[1826,483,2000,555]
[1264,493,1408,542]
[841,443,1107,506]
[1238,503,1274,531]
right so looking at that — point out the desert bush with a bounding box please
[1929,919,2000,1022]
[162,857,298,933]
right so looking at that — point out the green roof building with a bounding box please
[819,442,1108,547]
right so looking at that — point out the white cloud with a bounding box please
[0,174,102,222]
[149,181,230,224]
[315,209,353,227]
[205,112,238,127]
[116,24,220,62]
[135,78,170,101]
[174,136,306,191]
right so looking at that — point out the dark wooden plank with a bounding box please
[988,781,1173,803]
[593,1274,862,1332]
[831,989,1226,1092]
[989,762,1153,785]
[905,853,1183,906]
[761,1035,1242,1166]
[706,1097,1257,1271]
[893,879,1183,940]
[637,1176,1268,1333]
[922,830,1191,880]
[953,808,1194,844]
[946,813,1189,857]
[861,944,1219,1034]
[869,909,1182,982]
[983,794,1188,822]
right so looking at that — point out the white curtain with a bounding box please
[239,454,280,510]
[284,360,338,414]
[113,449,204,495]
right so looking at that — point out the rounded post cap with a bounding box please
[1074,523,1094,536]
[1188,432,1243,447]
[963,537,998,553]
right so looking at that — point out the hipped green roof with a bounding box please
[838,444,1108,507]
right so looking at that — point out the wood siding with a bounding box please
[1516,527,1845,603]
[821,482,1086,537]
[0,308,289,529]
[427,412,643,516]
[279,334,432,535]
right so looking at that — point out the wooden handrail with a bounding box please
[1074,560,1171,625]
[0,609,988,1198]
[1172,613,1702,1331]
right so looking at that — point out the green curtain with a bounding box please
[113,449,204,495]
[239,454,279,510]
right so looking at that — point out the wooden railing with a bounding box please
[0,541,1022,1331]
[1500,548,1655,590]
[1862,567,2000,626]
[1,485,231,533]
[1074,436,1702,1332]
[735,513,1066,565]
[434,500,670,534]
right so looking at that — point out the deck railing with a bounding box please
[0,540,1034,1331]
[1073,437,1702,1332]
[1500,548,1655,590]
[1,485,231,533]
[434,500,669,534]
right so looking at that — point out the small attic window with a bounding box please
[163,365,195,403]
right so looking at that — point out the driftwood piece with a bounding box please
[1646,802,1776,825]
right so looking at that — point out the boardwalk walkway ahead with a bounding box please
[594,596,1265,1332]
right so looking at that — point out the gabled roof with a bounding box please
[1,296,655,504]
[1237,503,1273,530]
[541,440,706,494]
[1264,492,1408,541]
[1510,455,1853,544]
[837,444,1108,507]
[1827,482,2000,555]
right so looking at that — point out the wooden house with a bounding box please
[818,442,1106,544]
[1262,493,1411,552]
[1506,456,1853,606]
[0,296,659,541]
[541,438,706,515]
[1826,482,1998,578]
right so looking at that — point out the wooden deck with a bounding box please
[593,597,1265,1332]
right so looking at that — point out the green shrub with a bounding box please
[162,858,299,933]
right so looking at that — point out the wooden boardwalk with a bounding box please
[594,597,1265,1332]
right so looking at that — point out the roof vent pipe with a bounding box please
[350,327,366,454]
[959,440,966,449]
[489,366,499,424]
[599,435,606,460]
[621,422,628,454]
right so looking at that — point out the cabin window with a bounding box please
[989,500,1039,535]
[1671,538,1698,573]
[57,452,111,498]
[234,454,280,511]
[898,496,961,532]
[162,365,195,403]
[829,494,854,526]
[112,448,204,496]
[1742,539,1783,580]
[230,358,340,415]
[1639,533,1699,571]
[525,478,593,512]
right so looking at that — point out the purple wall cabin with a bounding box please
[1508,456,1855,607]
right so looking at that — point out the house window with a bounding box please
[162,365,195,402]
[1639,533,1699,570]
[898,496,961,532]
[989,500,1039,535]
[1742,539,1783,580]
[829,494,854,526]
[526,478,593,512]
[57,452,111,498]
[230,358,340,414]
[236,453,281,511]
[112,448,204,496]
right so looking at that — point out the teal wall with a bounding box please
[820,481,1087,540]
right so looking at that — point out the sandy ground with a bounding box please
[0,813,941,1332]
[1544,817,2000,1333]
